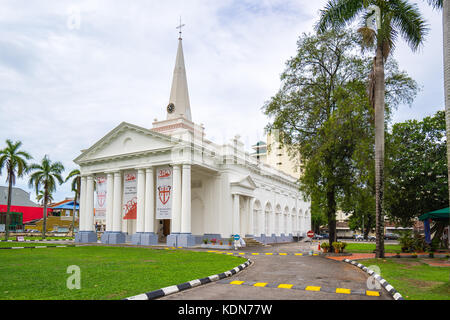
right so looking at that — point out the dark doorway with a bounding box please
[163,220,171,237]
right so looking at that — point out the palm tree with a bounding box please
[36,189,54,206]
[317,0,428,258]
[0,140,32,240]
[28,155,64,239]
[65,169,80,236]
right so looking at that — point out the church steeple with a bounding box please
[167,25,192,121]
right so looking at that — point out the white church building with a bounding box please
[74,34,311,247]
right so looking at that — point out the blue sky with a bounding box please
[0,0,445,202]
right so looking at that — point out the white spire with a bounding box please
[167,35,192,121]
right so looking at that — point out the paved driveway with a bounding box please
[160,242,392,300]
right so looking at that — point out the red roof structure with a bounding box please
[0,205,52,223]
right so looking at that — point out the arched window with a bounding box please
[284,206,289,234]
[264,202,272,236]
[275,204,282,236]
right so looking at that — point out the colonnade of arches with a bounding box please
[252,199,308,237]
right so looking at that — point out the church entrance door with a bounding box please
[163,220,171,237]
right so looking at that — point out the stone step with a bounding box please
[243,238,265,247]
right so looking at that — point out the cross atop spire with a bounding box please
[176,17,185,40]
[166,23,192,122]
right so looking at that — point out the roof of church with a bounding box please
[167,37,192,121]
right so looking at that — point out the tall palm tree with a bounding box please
[28,155,64,239]
[0,140,32,240]
[317,0,428,258]
[65,169,80,236]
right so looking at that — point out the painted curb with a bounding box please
[343,258,404,300]
[0,245,80,250]
[124,259,252,300]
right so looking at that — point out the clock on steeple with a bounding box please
[167,103,175,114]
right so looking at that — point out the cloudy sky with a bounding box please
[0,0,445,202]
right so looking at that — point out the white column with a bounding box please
[144,167,155,233]
[136,169,146,233]
[86,176,95,232]
[112,172,122,232]
[79,176,87,231]
[248,198,254,236]
[105,173,114,232]
[181,164,191,234]
[232,194,240,235]
[171,165,182,233]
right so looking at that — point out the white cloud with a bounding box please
[0,0,444,201]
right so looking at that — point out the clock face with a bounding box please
[167,103,175,114]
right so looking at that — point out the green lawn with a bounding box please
[359,258,449,300]
[344,243,402,253]
[0,246,245,300]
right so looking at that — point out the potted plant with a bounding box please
[332,242,341,253]
[228,238,233,246]
[219,240,223,245]
[202,238,209,245]
[211,238,217,245]
[321,242,330,253]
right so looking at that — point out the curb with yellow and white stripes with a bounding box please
[343,258,404,300]
[124,259,252,300]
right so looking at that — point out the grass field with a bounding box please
[344,243,402,253]
[359,258,450,300]
[0,246,245,300]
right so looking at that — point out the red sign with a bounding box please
[307,230,315,238]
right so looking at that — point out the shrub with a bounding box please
[210,238,217,244]
[398,230,414,252]
[202,239,209,244]
[340,242,347,253]
[321,242,330,248]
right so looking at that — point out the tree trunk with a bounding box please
[374,45,385,258]
[444,0,450,216]
[326,187,337,251]
[71,193,77,236]
[72,180,79,236]
[4,168,13,241]
[42,187,48,239]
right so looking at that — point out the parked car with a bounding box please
[384,233,399,240]
[368,235,376,241]
[320,233,329,239]
[313,234,323,240]
[354,234,364,241]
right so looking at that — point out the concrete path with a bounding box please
[160,242,392,300]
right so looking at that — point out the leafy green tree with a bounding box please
[310,193,328,234]
[317,0,428,258]
[65,169,80,235]
[422,0,449,218]
[263,29,416,251]
[0,140,32,240]
[385,110,448,226]
[28,156,65,239]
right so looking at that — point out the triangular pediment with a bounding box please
[230,175,257,190]
[74,122,177,164]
